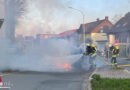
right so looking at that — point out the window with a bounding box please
[123,23,127,27]
[127,36,130,43]
[100,29,103,33]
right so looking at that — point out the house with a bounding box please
[36,34,56,39]
[109,12,130,58]
[0,19,4,29]
[78,16,113,49]
[35,33,56,45]
[57,29,78,37]
[57,29,78,40]
[57,29,80,45]
[110,12,130,43]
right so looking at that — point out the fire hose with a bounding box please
[97,55,111,65]
[97,55,130,68]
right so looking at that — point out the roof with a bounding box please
[78,17,113,34]
[111,12,130,33]
[78,20,104,34]
[37,34,56,39]
[0,19,4,29]
[57,29,78,37]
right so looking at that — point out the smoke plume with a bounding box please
[15,0,76,37]
[0,38,82,72]
[0,0,84,72]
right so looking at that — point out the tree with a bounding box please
[112,15,122,24]
[4,0,26,42]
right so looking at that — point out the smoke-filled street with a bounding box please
[0,0,130,90]
[2,71,92,90]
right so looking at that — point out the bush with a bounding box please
[92,74,101,81]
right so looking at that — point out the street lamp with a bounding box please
[68,7,86,51]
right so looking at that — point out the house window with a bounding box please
[123,23,127,27]
[127,36,129,43]
[120,38,122,43]
[100,29,103,33]
[109,34,115,43]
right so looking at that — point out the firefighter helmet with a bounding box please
[86,44,90,46]
[115,46,119,49]
[91,44,95,47]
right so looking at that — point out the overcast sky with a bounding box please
[0,0,130,37]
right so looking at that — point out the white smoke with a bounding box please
[0,0,4,18]
[0,0,84,72]
[4,0,26,41]
[15,0,79,37]
[0,38,83,72]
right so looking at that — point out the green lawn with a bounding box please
[91,74,130,90]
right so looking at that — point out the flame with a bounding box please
[56,62,72,72]
[62,63,72,69]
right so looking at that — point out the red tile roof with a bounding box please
[57,29,78,37]
[78,16,113,33]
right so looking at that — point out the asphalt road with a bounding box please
[1,71,93,90]
[0,55,106,90]
[2,56,129,90]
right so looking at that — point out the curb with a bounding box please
[88,69,97,90]
[81,70,95,90]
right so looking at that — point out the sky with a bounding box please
[70,0,130,23]
[0,0,130,37]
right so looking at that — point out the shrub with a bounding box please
[92,74,101,81]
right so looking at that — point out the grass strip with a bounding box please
[91,74,130,90]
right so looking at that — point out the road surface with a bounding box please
[1,71,93,90]
[0,55,108,90]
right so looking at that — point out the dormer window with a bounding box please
[123,23,127,27]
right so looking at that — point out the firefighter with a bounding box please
[84,44,91,55]
[89,44,97,69]
[111,46,119,68]
[110,45,115,52]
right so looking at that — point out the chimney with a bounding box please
[105,16,108,20]
[97,18,100,21]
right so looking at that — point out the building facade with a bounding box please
[57,29,78,40]
[110,12,130,43]
[78,16,113,46]
[109,12,130,58]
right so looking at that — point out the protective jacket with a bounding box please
[90,46,97,57]
[112,48,119,57]
[86,45,92,55]
[110,46,115,51]
[86,45,97,57]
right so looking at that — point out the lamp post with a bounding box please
[68,7,86,51]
